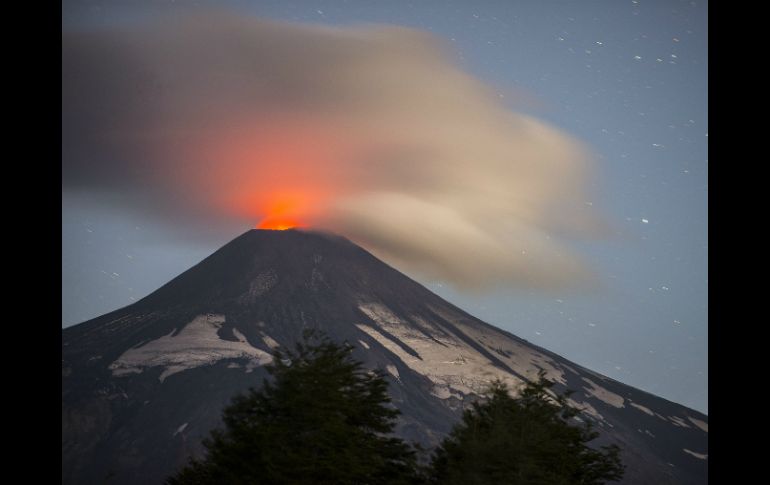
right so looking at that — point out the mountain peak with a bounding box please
[63,230,707,485]
[132,228,383,306]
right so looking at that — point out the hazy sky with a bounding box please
[62,0,707,413]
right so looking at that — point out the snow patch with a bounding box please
[232,328,248,343]
[630,402,654,416]
[566,398,605,421]
[428,305,567,385]
[261,334,280,350]
[354,318,521,398]
[669,415,692,428]
[109,314,273,382]
[358,339,370,350]
[581,378,625,408]
[358,303,529,395]
[386,364,400,380]
[431,385,453,400]
[356,303,605,425]
[113,366,143,377]
[173,422,188,437]
[683,449,707,460]
[687,416,708,432]
[360,304,435,344]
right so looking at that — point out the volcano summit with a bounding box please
[62,229,707,484]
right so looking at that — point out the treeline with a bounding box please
[167,333,623,485]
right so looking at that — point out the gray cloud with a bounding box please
[63,9,606,290]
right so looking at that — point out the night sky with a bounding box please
[62,0,707,413]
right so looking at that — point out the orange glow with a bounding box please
[187,116,355,229]
[244,188,326,231]
[256,219,300,230]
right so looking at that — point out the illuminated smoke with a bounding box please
[63,10,605,290]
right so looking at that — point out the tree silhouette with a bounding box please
[428,371,624,485]
[166,331,421,485]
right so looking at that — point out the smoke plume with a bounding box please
[63,10,604,290]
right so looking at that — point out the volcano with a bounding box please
[62,229,707,484]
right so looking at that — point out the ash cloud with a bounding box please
[63,9,605,290]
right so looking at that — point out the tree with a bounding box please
[428,372,624,485]
[167,331,422,485]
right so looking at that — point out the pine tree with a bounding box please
[167,331,421,485]
[428,371,624,485]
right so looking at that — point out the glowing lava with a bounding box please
[191,115,355,233]
[256,218,301,231]
[248,189,326,231]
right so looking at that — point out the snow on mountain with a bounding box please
[108,314,272,382]
[63,229,707,485]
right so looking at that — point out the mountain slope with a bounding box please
[62,229,707,484]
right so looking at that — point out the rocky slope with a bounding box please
[62,229,707,484]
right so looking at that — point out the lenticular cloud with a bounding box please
[62,10,605,290]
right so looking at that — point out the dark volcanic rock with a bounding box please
[62,229,707,484]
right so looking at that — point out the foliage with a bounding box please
[428,371,624,485]
[168,332,623,485]
[167,331,421,485]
